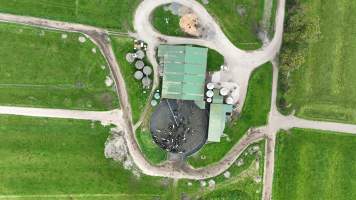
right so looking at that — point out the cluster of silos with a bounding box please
[205,83,234,105]
[125,47,152,89]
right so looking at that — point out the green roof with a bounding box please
[208,103,233,142]
[158,45,208,101]
[213,89,223,103]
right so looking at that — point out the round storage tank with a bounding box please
[143,66,153,75]
[150,99,208,156]
[151,99,158,107]
[136,50,145,59]
[134,71,144,80]
[220,87,229,96]
[135,60,144,70]
[142,77,152,87]
[154,93,161,100]
[206,90,214,98]
[206,83,214,90]
[225,96,234,105]
[125,53,135,63]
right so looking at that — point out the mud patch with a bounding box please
[105,129,140,177]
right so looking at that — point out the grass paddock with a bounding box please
[0,22,118,110]
[281,0,356,124]
[273,129,356,200]
[0,0,140,31]
[0,116,171,198]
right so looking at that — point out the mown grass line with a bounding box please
[278,0,356,124]
[0,0,140,31]
[0,22,118,110]
[273,129,356,200]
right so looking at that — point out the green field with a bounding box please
[0,115,265,199]
[0,0,140,31]
[0,115,172,198]
[152,5,185,37]
[273,129,356,200]
[188,62,272,167]
[279,0,356,124]
[199,0,265,50]
[179,141,265,200]
[0,22,118,110]
[111,37,151,123]
[136,127,167,164]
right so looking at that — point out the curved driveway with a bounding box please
[133,0,285,108]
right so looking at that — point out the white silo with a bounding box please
[135,60,144,70]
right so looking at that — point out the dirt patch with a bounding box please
[105,129,140,177]
[179,14,201,37]
[99,92,114,108]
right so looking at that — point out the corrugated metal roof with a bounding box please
[207,103,233,142]
[158,45,208,101]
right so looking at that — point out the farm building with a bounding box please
[157,45,207,103]
[151,45,232,156]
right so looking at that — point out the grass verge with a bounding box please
[111,36,150,123]
[273,129,356,200]
[188,62,272,167]
[0,115,172,197]
[136,127,167,164]
[198,0,264,50]
[0,22,118,110]
[0,0,140,31]
[207,49,224,72]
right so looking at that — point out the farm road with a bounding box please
[0,106,123,126]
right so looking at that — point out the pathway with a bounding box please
[0,106,122,126]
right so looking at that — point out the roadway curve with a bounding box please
[133,0,286,109]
